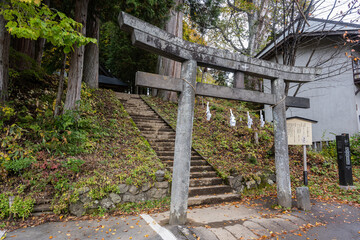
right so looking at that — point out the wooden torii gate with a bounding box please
[118,12,321,225]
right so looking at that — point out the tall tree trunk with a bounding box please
[35,38,46,66]
[0,13,10,103]
[34,0,50,66]
[64,0,89,111]
[83,14,99,89]
[54,54,67,117]
[156,0,183,102]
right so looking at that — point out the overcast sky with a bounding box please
[313,0,360,23]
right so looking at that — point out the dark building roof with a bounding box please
[256,18,360,59]
[287,116,318,123]
[99,75,128,87]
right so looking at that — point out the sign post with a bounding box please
[303,145,308,186]
[286,117,317,185]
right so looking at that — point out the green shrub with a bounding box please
[0,194,34,220]
[11,196,35,220]
[350,133,360,165]
[0,194,10,219]
[321,135,360,165]
[3,154,35,173]
[62,158,85,173]
[321,141,337,160]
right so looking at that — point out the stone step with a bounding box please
[150,139,175,144]
[151,139,175,144]
[156,150,197,156]
[188,185,233,197]
[138,125,172,129]
[190,172,218,178]
[188,193,240,206]
[142,131,176,136]
[146,136,176,141]
[129,113,158,118]
[131,116,162,121]
[152,146,175,151]
[137,126,173,131]
[169,165,213,172]
[123,104,151,109]
[36,198,52,204]
[32,211,53,216]
[158,155,203,161]
[33,203,51,213]
[189,178,224,187]
[164,160,209,167]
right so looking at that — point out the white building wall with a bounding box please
[264,38,360,142]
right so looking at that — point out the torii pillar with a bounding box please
[169,60,197,224]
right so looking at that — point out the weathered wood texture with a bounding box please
[135,71,310,108]
[119,12,320,83]
[64,0,89,110]
[83,15,99,89]
[0,13,10,102]
[156,0,183,102]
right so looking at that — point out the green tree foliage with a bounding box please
[99,0,174,91]
[186,0,222,34]
[0,0,96,53]
[100,22,159,91]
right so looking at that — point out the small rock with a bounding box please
[85,201,99,210]
[155,181,168,189]
[109,193,122,204]
[235,185,245,193]
[246,180,257,189]
[78,187,90,195]
[69,201,86,217]
[155,170,165,182]
[79,194,92,205]
[122,193,135,202]
[129,185,140,195]
[142,182,152,192]
[118,184,129,194]
[231,175,244,189]
[134,193,147,202]
[147,188,168,200]
[296,187,311,211]
[268,174,276,183]
[100,198,115,210]
[267,179,274,185]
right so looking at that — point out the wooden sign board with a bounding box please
[287,117,317,145]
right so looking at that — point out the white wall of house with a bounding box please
[264,37,360,142]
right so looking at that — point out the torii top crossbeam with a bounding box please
[119,12,320,83]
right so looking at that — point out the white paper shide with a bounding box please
[206,102,211,121]
[230,109,236,127]
[247,111,253,129]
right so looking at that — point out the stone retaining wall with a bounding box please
[227,172,276,193]
[69,171,169,217]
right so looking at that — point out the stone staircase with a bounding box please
[117,93,240,206]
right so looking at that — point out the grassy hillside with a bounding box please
[0,77,167,221]
[143,95,360,204]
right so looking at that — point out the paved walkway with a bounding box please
[3,198,360,240]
